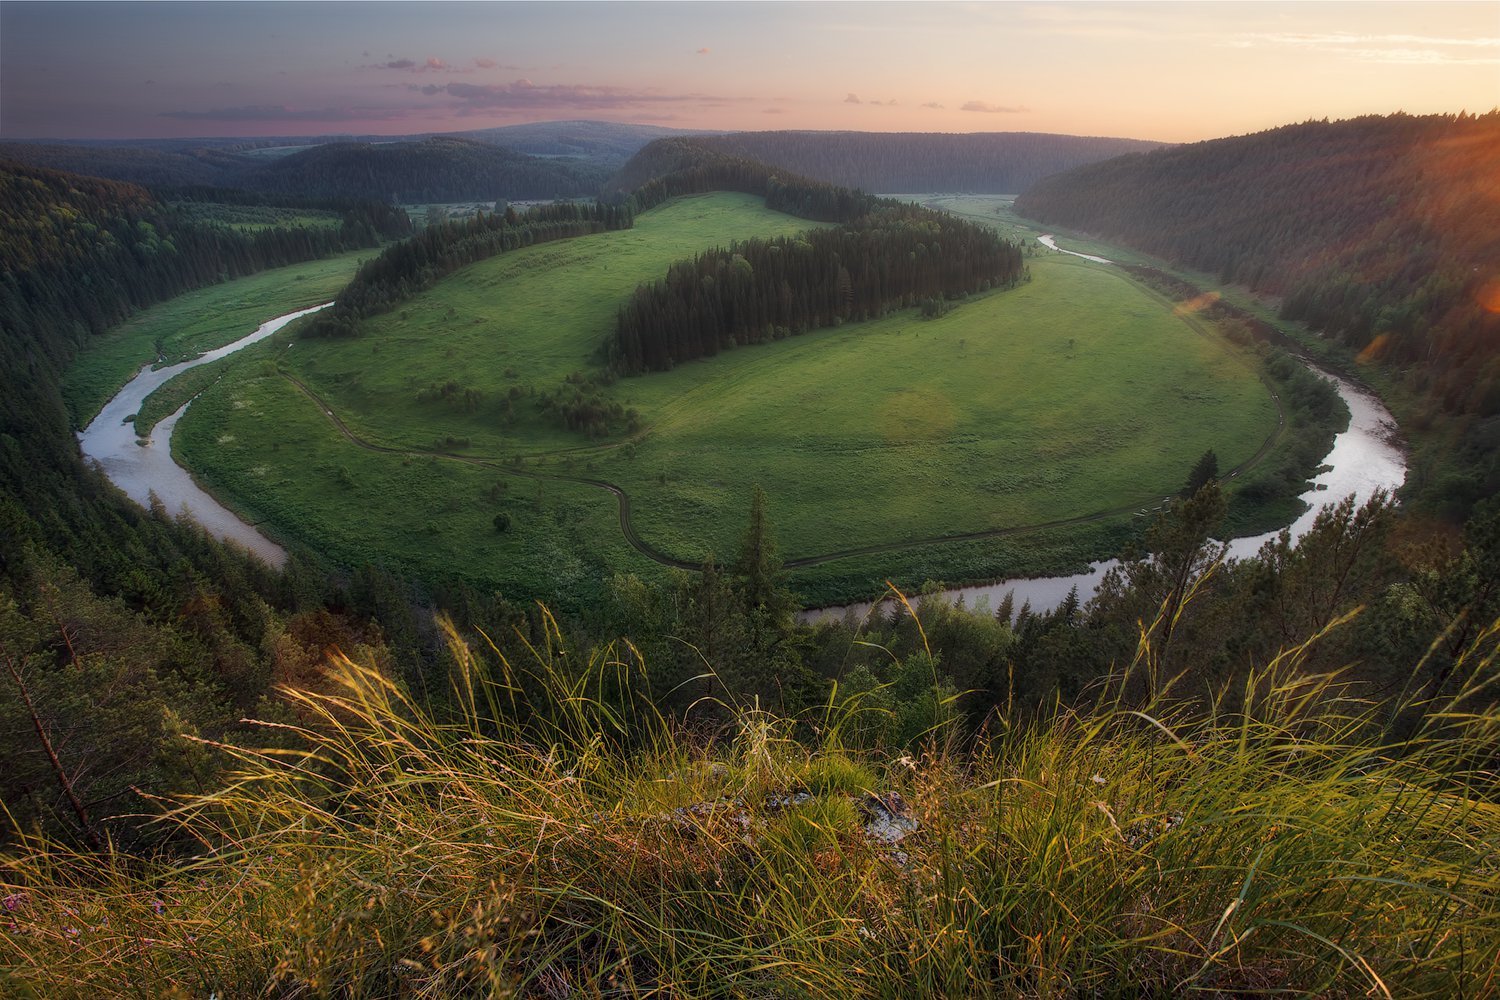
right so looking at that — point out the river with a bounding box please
[81,249,1405,608]
[1037,233,1114,265]
[77,303,332,567]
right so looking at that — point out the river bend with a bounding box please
[77,303,331,567]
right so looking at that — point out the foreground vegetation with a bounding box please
[3,606,1496,997]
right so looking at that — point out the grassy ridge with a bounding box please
[176,193,1277,603]
[4,617,1495,996]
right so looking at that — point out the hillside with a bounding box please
[458,119,709,165]
[607,131,1166,196]
[1013,113,1500,508]
[0,121,693,196]
[242,135,609,202]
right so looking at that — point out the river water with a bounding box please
[77,303,331,567]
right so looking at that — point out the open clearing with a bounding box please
[169,192,1279,603]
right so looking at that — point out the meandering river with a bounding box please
[80,243,1405,611]
[77,303,331,567]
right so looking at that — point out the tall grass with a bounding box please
[2,610,1497,997]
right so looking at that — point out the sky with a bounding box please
[1,1,1496,143]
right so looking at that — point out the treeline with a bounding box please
[0,135,613,204]
[606,132,1166,196]
[246,137,611,203]
[609,207,1024,373]
[302,200,634,338]
[1014,113,1500,511]
[0,122,683,198]
[622,143,879,224]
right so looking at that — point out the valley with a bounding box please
[95,191,1293,605]
[3,5,1497,986]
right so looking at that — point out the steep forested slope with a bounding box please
[1015,112,1500,510]
[607,131,1166,196]
[0,162,413,848]
[0,141,252,188]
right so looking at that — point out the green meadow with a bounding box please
[170,192,1280,603]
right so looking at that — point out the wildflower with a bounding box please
[65,926,80,937]
[151,899,166,916]
[1,893,25,912]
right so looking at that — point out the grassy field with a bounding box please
[172,191,1280,604]
[62,249,373,428]
[166,202,344,233]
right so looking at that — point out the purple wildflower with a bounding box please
[151,899,165,916]
[1,893,24,912]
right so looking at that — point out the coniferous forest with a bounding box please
[610,205,1023,372]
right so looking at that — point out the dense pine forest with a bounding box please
[1,118,1498,994]
[610,204,1023,372]
[1015,112,1500,515]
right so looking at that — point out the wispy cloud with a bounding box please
[159,104,411,123]
[921,101,944,110]
[961,100,1026,114]
[697,47,711,55]
[375,55,474,74]
[844,93,862,104]
[1226,31,1500,65]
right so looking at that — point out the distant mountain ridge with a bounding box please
[0,121,703,196]
[609,131,1168,195]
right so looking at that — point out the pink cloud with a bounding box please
[961,100,1027,113]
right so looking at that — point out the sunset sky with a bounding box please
[2,1,1496,143]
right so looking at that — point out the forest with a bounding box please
[1,118,1498,994]
[609,204,1024,372]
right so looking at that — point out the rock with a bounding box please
[859,791,918,845]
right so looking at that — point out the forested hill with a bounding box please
[245,136,610,202]
[0,135,610,202]
[606,131,1166,195]
[1015,113,1500,511]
